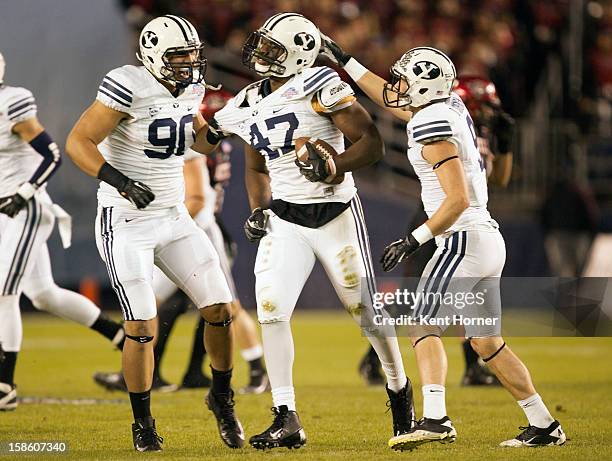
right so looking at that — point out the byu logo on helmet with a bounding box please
[141,31,158,49]
[413,61,441,80]
[294,32,315,51]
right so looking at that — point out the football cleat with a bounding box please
[180,371,212,389]
[238,370,270,395]
[461,361,500,386]
[0,382,17,411]
[206,389,245,448]
[358,352,385,386]
[386,383,416,437]
[132,416,163,452]
[249,406,307,450]
[500,420,566,447]
[388,416,456,451]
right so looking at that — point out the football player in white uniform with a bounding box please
[0,52,125,411]
[198,13,414,450]
[66,17,243,451]
[321,40,566,449]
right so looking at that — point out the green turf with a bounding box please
[0,311,610,460]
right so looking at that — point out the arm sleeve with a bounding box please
[27,131,62,188]
[96,68,133,111]
[311,80,356,114]
[7,88,37,127]
[412,109,454,145]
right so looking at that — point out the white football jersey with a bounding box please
[0,85,40,196]
[214,66,357,204]
[96,65,205,210]
[407,92,492,232]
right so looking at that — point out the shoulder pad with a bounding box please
[313,80,355,113]
[411,105,454,145]
[4,86,36,123]
[97,66,135,110]
[300,66,341,96]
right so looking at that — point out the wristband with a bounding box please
[411,223,434,245]
[97,162,129,190]
[16,182,37,200]
[344,58,369,81]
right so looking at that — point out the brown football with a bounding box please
[294,137,345,185]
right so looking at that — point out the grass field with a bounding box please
[1,311,611,461]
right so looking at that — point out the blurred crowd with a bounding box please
[118,0,563,115]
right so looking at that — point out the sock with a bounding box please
[271,386,296,411]
[261,321,296,410]
[462,340,479,368]
[518,393,555,428]
[0,352,18,385]
[248,357,264,376]
[210,367,232,395]
[129,390,152,421]
[241,345,264,375]
[184,317,206,376]
[0,295,22,353]
[155,290,191,373]
[422,384,446,420]
[90,314,124,348]
[367,345,378,361]
[367,336,407,392]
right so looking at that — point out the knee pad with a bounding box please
[413,334,440,347]
[125,334,154,343]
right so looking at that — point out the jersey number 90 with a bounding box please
[145,115,193,159]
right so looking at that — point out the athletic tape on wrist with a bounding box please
[411,223,434,245]
[344,58,369,81]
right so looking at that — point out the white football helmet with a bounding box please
[0,52,5,84]
[242,13,321,78]
[137,15,206,87]
[384,47,456,108]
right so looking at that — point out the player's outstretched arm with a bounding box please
[191,112,228,155]
[0,117,62,218]
[66,101,154,209]
[381,140,468,272]
[320,33,412,122]
[330,102,384,174]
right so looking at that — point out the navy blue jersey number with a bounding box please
[249,113,299,160]
[145,115,193,159]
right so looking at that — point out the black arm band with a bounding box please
[28,131,61,187]
[97,162,129,190]
[432,155,459,170]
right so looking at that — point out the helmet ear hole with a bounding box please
[296,59,303,65]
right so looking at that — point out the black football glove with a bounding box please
[244,208,269,243]
[118,180,155,209]
[319,32,351,67]
[380,234,421,272]
[493,110,515,154]
[295,142,330,183]
[0,193,28,218]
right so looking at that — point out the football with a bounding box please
[295,136,345,185]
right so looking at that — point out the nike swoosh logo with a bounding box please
[269,429,283,439]
[125,218,137,223]
[272,108,282,113]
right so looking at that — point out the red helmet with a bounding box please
[454,76,500,115]
[199,89,233,121]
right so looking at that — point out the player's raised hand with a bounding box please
[380,235,420,272]
[244,207,269,243]
[319,32,351,67]
[119,179,155,209]
[0,193,28,218]
[493,110,515,154]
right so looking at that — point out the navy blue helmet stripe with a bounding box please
[265,13,304,30]
[100,80,132,103]
[176,15,197,40]
[263,13,286,28]
[2,202,32,295]
[8,100,35,116]
[98,88,130,107]
[104,76,132,95]
[9,201,42,294]
[413,119,451,130]
[164,15,189,41]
